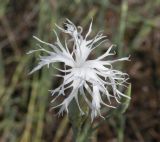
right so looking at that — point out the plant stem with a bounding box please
[117,115,125,142]
[68,96,91,142]
[118,0,128,58]
[116,0,128,142]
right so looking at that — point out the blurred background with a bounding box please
[0,0,160,142]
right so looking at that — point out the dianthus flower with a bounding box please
[28,19,130,121]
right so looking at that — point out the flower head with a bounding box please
[28,19,130,121]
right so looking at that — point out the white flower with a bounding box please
[28,19,130,121]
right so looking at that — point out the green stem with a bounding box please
[68,97,91,142]
[118,0,128,58]
[117,115,125,142]
[116,1,128,142]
